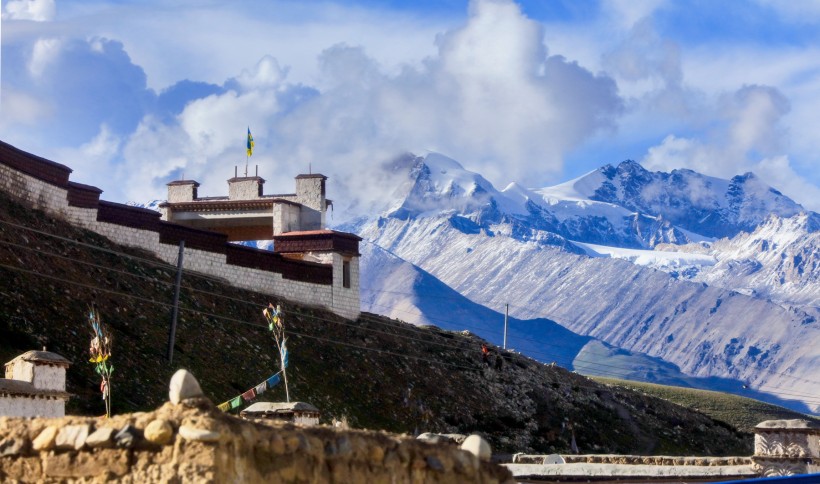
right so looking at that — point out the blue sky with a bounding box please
[3,0,820,215]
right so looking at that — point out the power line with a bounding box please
[4,256,820,406]
[3,216,816,389]
[1,229,819,405]
[361,286,820,387]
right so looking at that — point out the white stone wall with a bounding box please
[295,178,324,212]
[32,365,66,392]
[168,184,197,202]
[273,203,301,235]
[0,164,70,214]
[0,395,65,418]
[295,177,326,229]
[229,178,263,200]
[331,253,361,320]
[8,360,34,383]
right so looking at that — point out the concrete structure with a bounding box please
[240,401,320,426]
[0,140,361,319]
[753,419,820,477]
[503,420,820,481]
[160,172,331,240]
[0,350,71,418]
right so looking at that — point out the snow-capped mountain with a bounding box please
[383,153,806,250]
[543,160,806,239]
[354,153,820,413]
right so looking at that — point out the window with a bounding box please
[342,260,351,288]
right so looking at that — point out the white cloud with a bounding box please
[233,56,289,91]
[28,37,62,78]
[3,0,55,21]
[3,0,820,213]
[643,85,790,176]
[54,124,122,191]
[639,84,820,209]
[0,88,50,126]
[755,156,820,212]
[602,0,667,30]
[104,0,622,214]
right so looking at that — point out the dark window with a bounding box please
[343,260,351,288]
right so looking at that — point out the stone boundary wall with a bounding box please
[0,140,359,319]
[0,399,513,483]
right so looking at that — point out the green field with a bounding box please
[593,376,820,433]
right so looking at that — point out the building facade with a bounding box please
[0,350,71,418]
[0,141,361,320]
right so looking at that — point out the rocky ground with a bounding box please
[0,189,751,455]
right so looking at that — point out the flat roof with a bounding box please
[5,350,71,367]
[241,401,320,415]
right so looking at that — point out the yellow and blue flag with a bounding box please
[246,127,254,157]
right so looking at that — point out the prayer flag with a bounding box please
[217,401,231,412]
[254,381,267,395]
[229,396,243,409]
[241,388,256,402]
[266,374,281,387]
[246,127,254,157]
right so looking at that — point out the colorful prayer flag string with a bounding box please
[87,306,113,418]
[216,367,286,412]
[216,303,292,412]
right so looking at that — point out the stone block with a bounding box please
[144,419,174,445]
[86,427,116,448]
[55,424,90,450]
[169,369,204,404]
[32,426,58,451]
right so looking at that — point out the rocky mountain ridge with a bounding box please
[354,153,820,414]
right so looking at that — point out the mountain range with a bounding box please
[343,153,820,414]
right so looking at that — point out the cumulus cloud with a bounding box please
[640,84,820,209]
[10,0,817,216]
[643,85,789,176]
[2,0,55,21]
[28,38,62,78]
[55,125,122,188]
[107,0,623,216]
[266,0,622,213]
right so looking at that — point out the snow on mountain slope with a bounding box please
[360,215,820,413]
[572,241,717,270]
[661,213,820,308]
[539,160,806,239]
[391,153,707,249]
[388,152,529,220]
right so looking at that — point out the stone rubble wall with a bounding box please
[0,144,361,320]
[0,400,513,483]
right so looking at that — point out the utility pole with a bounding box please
[503,303,509,349]
[167,240,185,363]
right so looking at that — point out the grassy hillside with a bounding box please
[0,188,753,456]
[593,377,819,433]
